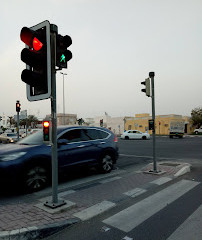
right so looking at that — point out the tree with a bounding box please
[20,119,27,129]
[7,116,16,128]
[27,115,39,128]
[191,107,202,128]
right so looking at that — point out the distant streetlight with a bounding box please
[60,72,67,125]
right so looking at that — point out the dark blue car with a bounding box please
[0,126,118,192]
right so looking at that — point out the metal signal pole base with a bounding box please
[44,200,67,209]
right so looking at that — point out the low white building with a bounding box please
[85,114,126,135]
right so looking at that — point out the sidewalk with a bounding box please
[0,162,191,240]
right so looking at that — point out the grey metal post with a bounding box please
[51,27,58,204]
[60,72,67,125]
[45,24,66,209]
[149,72,157,172]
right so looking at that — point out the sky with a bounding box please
[0,0,201,119]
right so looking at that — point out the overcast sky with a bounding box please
[1,0,201,119]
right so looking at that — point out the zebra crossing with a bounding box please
[67,178,201,240]
[100,179,201,240]
[103,179,200,232]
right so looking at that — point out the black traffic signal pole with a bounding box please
[149,72,157,172]
[44,24,66,209]
[16,101,20,141]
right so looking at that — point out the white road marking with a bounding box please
[73,201,116,220]
[150,177,172,185]
[103,180,200,232]
[167,204,202,240]
[124,188,147,198]
[99,176,122,184]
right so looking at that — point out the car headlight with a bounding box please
[0,152,27,161]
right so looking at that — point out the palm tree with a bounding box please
[7,116,16,128]
[27,115,39,128]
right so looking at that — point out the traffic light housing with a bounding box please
[100,119,103,127]
[16,101,21,112]
[56,34,72,69]
[141,78,150,97]
[43,121,50,142]
[20,20,51,101]
[78,118,84,125]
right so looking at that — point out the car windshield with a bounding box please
[18,130,43,145]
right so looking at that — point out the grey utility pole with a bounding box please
[44,24,66,209]
[60,72,67,125]
[149,72,157,172]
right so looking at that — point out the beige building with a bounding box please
[124,113,194,135]
[46,113,77,126]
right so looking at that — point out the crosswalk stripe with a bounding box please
[103,179,200,232]
[166,204,202,240]
[73,201,116,220]
[150,177,172,185]
[124,188,147,198]
[99,176,122,184]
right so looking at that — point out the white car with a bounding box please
[121,130,150,140]
[194,127,202,134]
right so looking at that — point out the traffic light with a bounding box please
[141,78,150,97]
[43,121,50,142]
[20,20,51,101]
[16,101,21,112]
[100,119,103,127]
[56,34,72,69]
[78,118,84,125]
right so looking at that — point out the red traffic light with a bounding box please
[16,101,21,112]
[43,121,50,128]
[33,37,43,51]
[20,27,43,51]
[43,121,50,141]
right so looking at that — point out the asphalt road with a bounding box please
[117,136,202,168]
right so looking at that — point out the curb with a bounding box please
[0,218,80,240]
[174,164,191,177]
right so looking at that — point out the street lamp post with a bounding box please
[60,72,67,125]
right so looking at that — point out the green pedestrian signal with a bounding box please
[60,54,66,63]
[56,34,72,69]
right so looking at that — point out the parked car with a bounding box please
[194,126,202,134]
[0,133,18,143]
[0,126,118,192]
[121,130,150,140]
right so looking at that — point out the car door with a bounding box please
[57,128,98,170]
[127,130,134,139]
[133,130,142,139]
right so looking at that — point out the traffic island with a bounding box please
[142,162,191,177]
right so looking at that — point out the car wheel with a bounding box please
[99,153,113,173]
[142,136,147,140]
[125,136,129,140]
[24,165,49,192]
[195,131,198,135]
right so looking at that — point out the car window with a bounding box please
[85,129,108,140]
[99,130,109,139]
[128,131,132,133]
[59,129,90,143]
